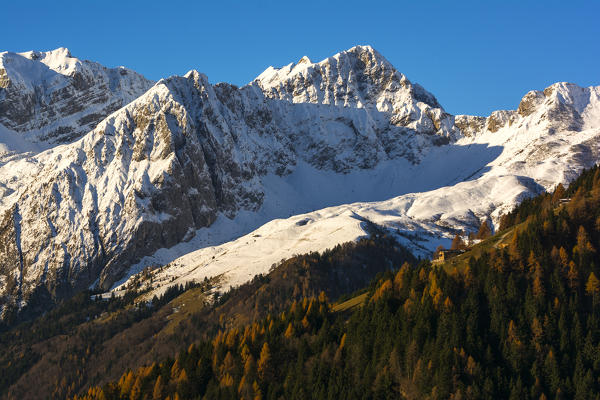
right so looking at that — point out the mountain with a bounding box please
[0,45,598,319]
[114,82,600,300]
[0,47,153,152]
[255,46,456,142]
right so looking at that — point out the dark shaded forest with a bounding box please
[0,226,414,399]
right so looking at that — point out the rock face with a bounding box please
[255,46,457,141]
[0,45,598,318]
[0,46,457,314]
[457,82,600,137]
[0,48,153,145]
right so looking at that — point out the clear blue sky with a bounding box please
[3,0,599,116]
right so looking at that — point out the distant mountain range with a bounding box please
[0,45,598,318]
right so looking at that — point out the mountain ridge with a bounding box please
[0,45,598,319]
[0,47,153,149]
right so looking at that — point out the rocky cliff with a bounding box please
[0,45,598,318]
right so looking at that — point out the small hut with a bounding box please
[432,249,465,264]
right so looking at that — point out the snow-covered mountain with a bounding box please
[0,45,598,316]
[114,81,600,298]
[0,47,153,153]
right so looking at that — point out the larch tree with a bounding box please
[476,220,492,240]
[450,234,466,250]
[152,376,165,400]
[585,272,600,306]
[257,342,271,381]
[551,183,566,205]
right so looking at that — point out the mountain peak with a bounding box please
[297,55,311,65]
[343,44,378,56]
[335,45,388,65]
[11,47,83,78]
[0,46,153,145]
[21,47,73,60]
[349,44,375,51]
[254,45,385,86]
[252,45,447,135]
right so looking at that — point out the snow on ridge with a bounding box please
[0,47,154,148]
[114,172,543,298]
[1,44,600,312]
[19,47,79,76]
[252,45,452,140]
[114,120,600,298]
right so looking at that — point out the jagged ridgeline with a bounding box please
[0,45,455,319]
[72,165,600,400]
[1,44,599,323]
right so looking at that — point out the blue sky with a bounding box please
[3,0,599,115]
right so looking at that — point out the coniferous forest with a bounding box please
[66,166,600,399]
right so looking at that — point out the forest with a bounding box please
[0,223,415,399]
[71,165,600,399]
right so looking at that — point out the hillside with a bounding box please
[0,229,415,399]
[75,165,600,400]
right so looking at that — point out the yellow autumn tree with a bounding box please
[244,354,256,376]
[371,279,392,302]
[393,262,410,291]
[551,183,566,205]
[118,371,135,398]
[253,380,263,400]
[238,375,253,399]
[257,342,271,381]
[152,376,165,400]
[567,261,579,289]
[451,234,466,250]
[220,351,235,377]
[338,333,347,351]
[476,220,492,240]
[318,291,327,303]
[129,376,143,400]
[585,272,600,305]
[443,296,453,311]
[284,322,295,339]
[558,247,569,269]
[507,320,522,347]
[532,265,545,299]
[574,226,595,265]
[170,359,181,380]
[220,373,234,388]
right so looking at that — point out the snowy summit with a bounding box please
[0,45,598,313]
